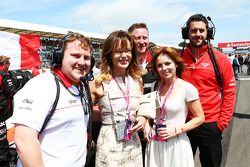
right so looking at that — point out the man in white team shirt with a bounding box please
[12,32,92,167]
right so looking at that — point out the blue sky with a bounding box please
[0,0,249,50]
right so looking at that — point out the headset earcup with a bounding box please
[52,48,63,68]
[181,27,189,39]
[207,27,214,40]
[51,32,72,68]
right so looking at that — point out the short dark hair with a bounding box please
[128,23,148,33]
[186,14,208,31]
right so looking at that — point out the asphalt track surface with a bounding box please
[195,65,250,167]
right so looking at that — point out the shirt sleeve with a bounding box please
[137,91,160,119]
[11,72,57,132]
[184,81,199,102]
[217,51,236,131]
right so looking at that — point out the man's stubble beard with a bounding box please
[189,38,207,49]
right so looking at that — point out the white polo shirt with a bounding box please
[12,71,88,167]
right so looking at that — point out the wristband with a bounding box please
[175,127,178,137]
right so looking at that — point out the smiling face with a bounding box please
[155,54,177,81]
[111,39,132,75]
[188,21,207,48]
[61,40,91,84]
[131,28,149,55]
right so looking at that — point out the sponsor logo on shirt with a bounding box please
[18,106,33,111]
[144,83,154,88]
[0,122,7,136]
[201,63,210,67]
[22,98,33,104]
[0,122,6,127]
[69,99,78,104]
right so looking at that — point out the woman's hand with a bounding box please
[143,119,152,142]
[157,126,182,140]
[130,116,146,133]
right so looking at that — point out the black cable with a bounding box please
[40,75,60,134]
[80,76,93,134]
[181,39,186,57]
[207,40,223,94]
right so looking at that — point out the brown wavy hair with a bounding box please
[99,30,141,81]
[150,47,185,78]
[0,55,10,65]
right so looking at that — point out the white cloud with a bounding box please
[68,0,197,45]
[69,0,250,45]
[72,0,191,32]
[1,0,249,46]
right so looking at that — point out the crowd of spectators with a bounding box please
[39,38,102,68]
[228,52,250,77]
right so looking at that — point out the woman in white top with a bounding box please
[144,47,204,167]
[90,30,148,167]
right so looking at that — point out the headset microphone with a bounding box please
[80,76,87,83]
[80,76,92,116]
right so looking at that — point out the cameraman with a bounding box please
[0,55,11,167]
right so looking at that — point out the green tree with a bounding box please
[178,41,186,47]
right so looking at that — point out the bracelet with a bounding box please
[175,127,178,136]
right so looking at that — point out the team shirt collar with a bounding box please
[186,43,209,61]
[55,69,72,88]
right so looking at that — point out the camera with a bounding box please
[152,124,167,142]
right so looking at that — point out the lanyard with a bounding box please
[58,77,88,115]
[158,78,177,124]
[113,75,131,120]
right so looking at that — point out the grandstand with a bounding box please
[0,18,181,65]
[0,18,107,63]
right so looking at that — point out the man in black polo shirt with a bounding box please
[128,23,158,167]
[0,55,11,167]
